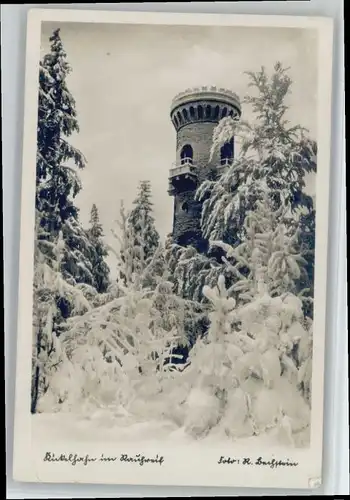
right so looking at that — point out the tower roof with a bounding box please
[171,85,241,115]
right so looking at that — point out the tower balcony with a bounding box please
[168,158,198,195]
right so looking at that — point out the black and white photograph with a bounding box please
[12,10,333,489]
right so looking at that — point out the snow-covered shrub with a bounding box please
[182,276,247,438]
[181,274,312,446]
[32,229,93,413]
[234,281,312,444]
[47,200,187,419]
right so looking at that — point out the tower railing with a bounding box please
[219,157,233,166]
[169,158,198,179]
[217,157,233,176]
[179,157,194,165]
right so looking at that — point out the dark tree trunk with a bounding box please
[31,365,40,414]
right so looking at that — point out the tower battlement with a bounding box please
[171,85,241,110]
[170,85,241,132]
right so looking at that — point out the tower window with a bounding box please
[181,201,189,212]
[180,144,193,165]
[197,105,203,119]
[177,111,182,125]
[205,105,211,119]
[183,108,189,122]
[213,105,220,120]
[221,107,228,119]
[220,137,234,166]
[189,106,195,120]
[173,116,178,128]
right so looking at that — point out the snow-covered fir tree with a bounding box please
[36,28,96,289]
[37,28,86,237]
[60,218,94,287]
[86,204,110,293]
[126,180,160,265]
[200,64,316,301]
[210,196,309,304]
[199,63,316,246]
[32,29,102,412]
[295,206,316,318]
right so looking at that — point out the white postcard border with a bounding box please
[12,9,334,490]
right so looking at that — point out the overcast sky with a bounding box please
[41,21,318,274]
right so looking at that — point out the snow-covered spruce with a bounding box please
[125,180,160,267]
[37,28,86,237]
[33,29,113,413]
[86,204,110,293]
[36,28,99,291]
[210,196,309,303]
[200,63,316,246]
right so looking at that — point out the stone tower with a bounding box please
[168,86,241,253]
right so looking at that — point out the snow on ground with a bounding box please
[32,412,304,452]
[29,412,312,491]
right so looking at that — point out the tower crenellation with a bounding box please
[168,86,241,253]
[171,86,241,111]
